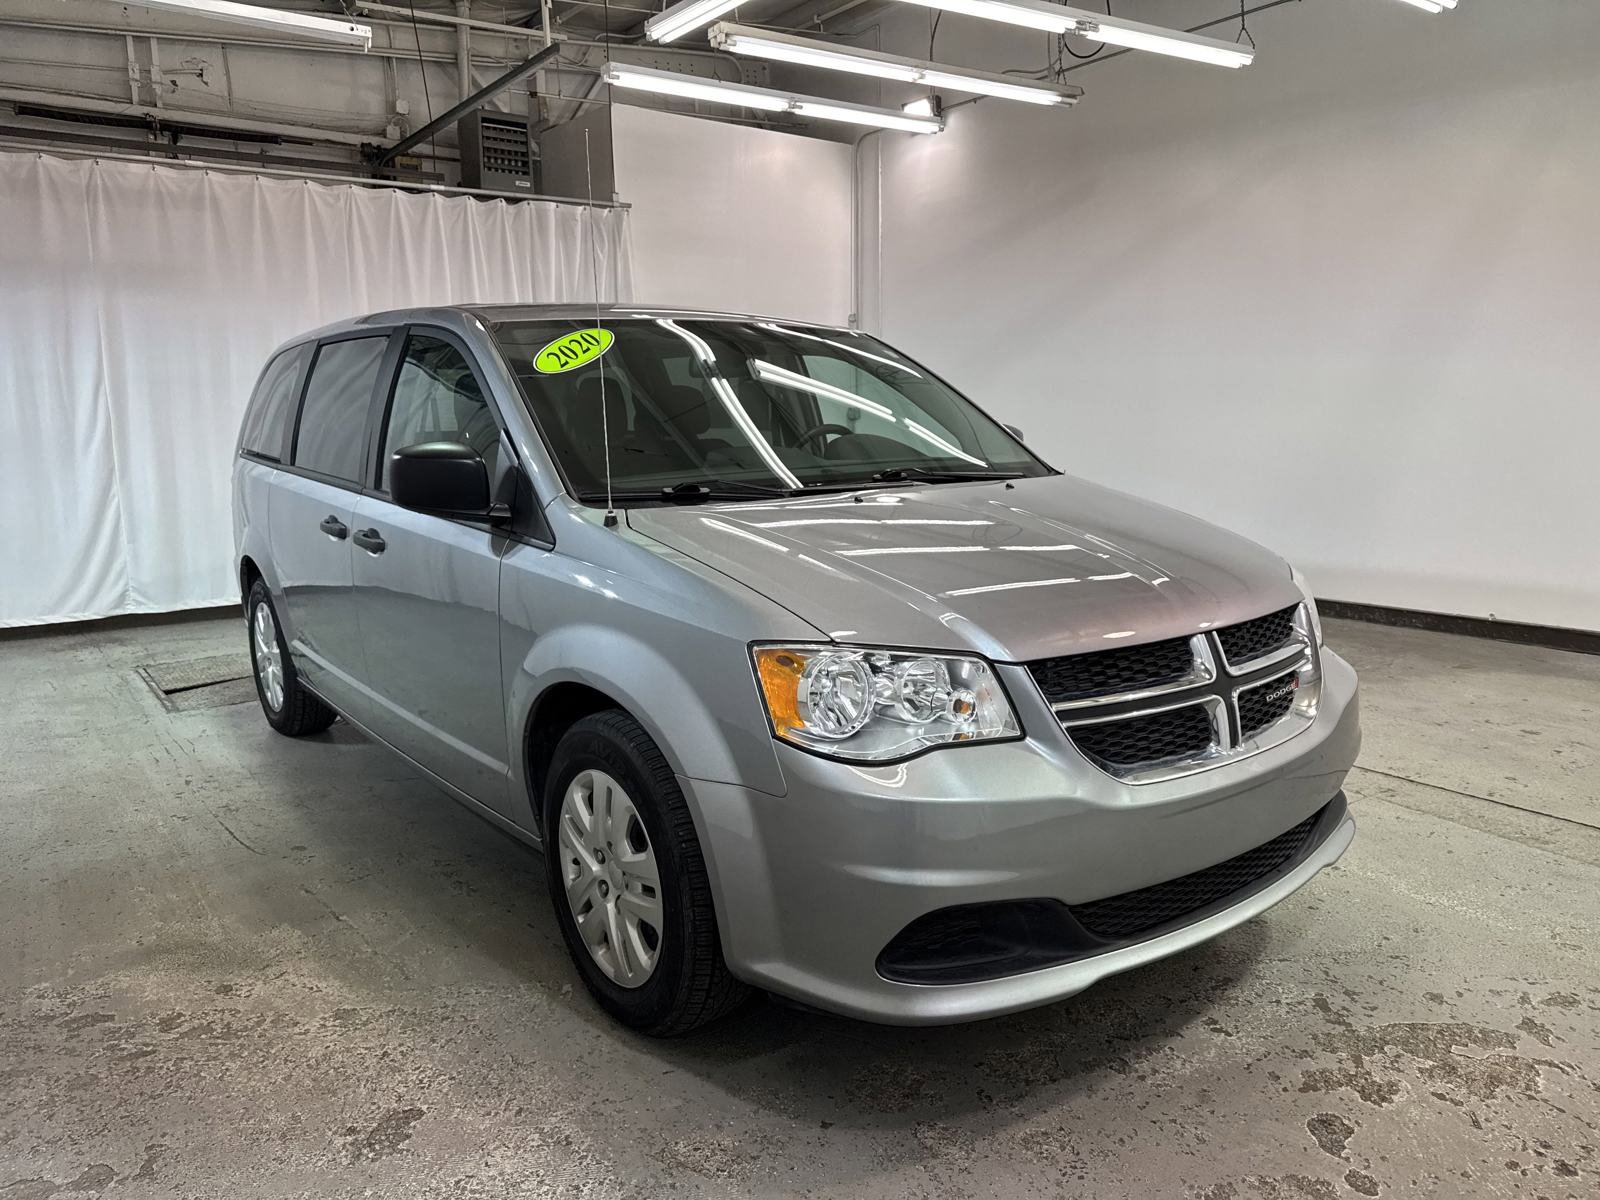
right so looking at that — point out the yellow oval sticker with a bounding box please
[534,327,614,374]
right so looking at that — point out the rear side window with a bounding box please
[240,344,309,461]
[379,335,500,489]
[293,336,388,483]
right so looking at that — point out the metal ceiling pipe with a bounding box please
[456,0,473,99]
[0,84,378,146]
[0,13,464,61]
[0,12,732,61]
[354,2,551,41]
[374,42,562,166]
[815,0,881,28]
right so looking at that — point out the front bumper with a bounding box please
[683,649,1361,1025]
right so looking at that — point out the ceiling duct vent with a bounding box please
[460,111,536,193]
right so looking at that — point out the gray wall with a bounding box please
[868,1,1600,631]
[612,104,855,324]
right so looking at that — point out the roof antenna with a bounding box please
[584,127,618,529]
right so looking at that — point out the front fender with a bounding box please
[507,623,789,805]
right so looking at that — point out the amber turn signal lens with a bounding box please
[753,647,809,736]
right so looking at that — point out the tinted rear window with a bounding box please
[293,336,388,483]
[240,344,309,461]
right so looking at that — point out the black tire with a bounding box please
[543,710,749,1036]
[246,579,337,737]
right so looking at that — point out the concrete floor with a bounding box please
[1,616,1597,1199]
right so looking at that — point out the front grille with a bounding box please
[1069,807,1325,940]
[1238,670,1299,739]
[1031,602,1313,781]
[1028,635,1193,705]
[1216,605,1298,667]
[1070,704,1214,770]
[876,798,1344,984]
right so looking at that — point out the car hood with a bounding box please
[625,475,1301,663]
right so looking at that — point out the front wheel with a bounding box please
[543,710,748,1035]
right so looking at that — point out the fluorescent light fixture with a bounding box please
[790,98,946,134]
[897,0,1077,34]
[710,24,1081,106]
[902,97,937,117]
[919,69,1068,104]
[113,0,371,48]
[893,0,1256,68]
[603,63,788,112]
[600,62,944,133]
[714,32,918,82]
[1391,0,1457,10]
[644,0,744,44]
[1077,19,1255,68]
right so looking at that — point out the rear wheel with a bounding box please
[246,579,336,737]
[543,710,748,1035]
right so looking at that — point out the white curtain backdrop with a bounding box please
[0,150,634,627]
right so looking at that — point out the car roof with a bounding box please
[283,303,852,348]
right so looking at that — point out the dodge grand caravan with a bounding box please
[233,305,1359,1035]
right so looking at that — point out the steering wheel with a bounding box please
[795,422,854,451]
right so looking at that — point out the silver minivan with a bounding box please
[233,304,1359,1035]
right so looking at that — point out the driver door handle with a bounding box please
[352,528,386,555]
[319,515,348,540]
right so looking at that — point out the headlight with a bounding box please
[1290,565,1324,646]
[1285,565,1326,728]
[752,645,1021,762]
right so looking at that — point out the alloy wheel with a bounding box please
[252,600,285,712]
[558,768,664,988]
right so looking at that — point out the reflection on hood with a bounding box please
[627,475,1298,662]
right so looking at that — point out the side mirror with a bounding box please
[1003,423,1026,443]
[390,441,490,516]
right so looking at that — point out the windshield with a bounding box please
[491,317,1050,500]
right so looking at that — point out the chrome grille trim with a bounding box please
[1217,605,1302,674]
[1220,638,1305,678]
[1049,635,1217,712]
[1063,694,1229,783]
[1044,604,1321,784]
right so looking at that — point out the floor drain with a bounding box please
[137,653,257,712]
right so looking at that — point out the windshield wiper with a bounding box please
[868,466,1027,484]
[661,479,795,500]
[581,479,796,505]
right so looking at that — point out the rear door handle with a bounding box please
[352,528,386,555]
[319,515,348,540]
